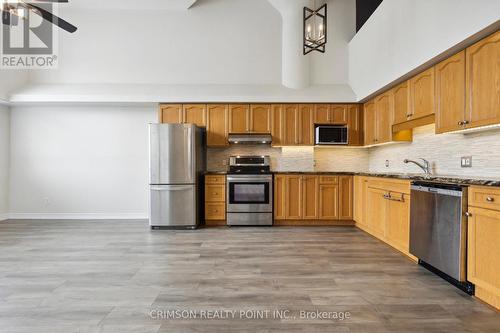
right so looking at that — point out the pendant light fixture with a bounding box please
[303,0,327,55]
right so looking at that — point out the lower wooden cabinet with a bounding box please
[354,176,414,259]
[204,175,226,224]
[467,186,500,310]
[274,174,353,224]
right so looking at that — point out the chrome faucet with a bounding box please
[404,158,431,177]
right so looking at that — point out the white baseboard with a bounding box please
[0,213,9,221]
[6,213,148,220]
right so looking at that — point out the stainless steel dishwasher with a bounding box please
[410,181,474,294]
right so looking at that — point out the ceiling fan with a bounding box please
[1,0,77,33]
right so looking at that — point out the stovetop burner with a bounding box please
[228,155,271,174]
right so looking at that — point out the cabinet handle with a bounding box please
[458,121,464,126]
[463,120,469,125]
[486,196,495,202]
[383,193,391,199]
[465,212,472,217]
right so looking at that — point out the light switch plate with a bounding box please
[461,156,472,168]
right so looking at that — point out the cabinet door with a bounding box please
[319,184,339,220]
[331,104,348,124]
[285,175,302,219]
[392,81,410,124]
[274,174,286,220]
[159,104,183,124]
[435,51,466,133]
[467,207,500,306]
[298,104,314,145]
[228,104,249,133]
[375,92,392,144]
[385,192,410,253]
[206,104,228,147]
[347,104,362,146]
[339,176,353,220]
[466,31,500,129]
[271,104,283,146]
[283,104,299,145]
[250,104,271,133]
[183,104,207,127]
[364,101,376,145]
[410,67,435,120]
[302,176,319,220]
[353,176,366,226]
[366,187,387,237]
[314,104,331,124]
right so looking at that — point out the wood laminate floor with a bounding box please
[0,220,498,333]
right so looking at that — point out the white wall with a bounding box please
[9,105,156,219]
[27,0,354,88]
[0,105,9,220]
[0,72,29,102]
[349,0,500,100]
[369,125,500,179]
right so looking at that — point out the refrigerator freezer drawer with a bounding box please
[149,185,198,228]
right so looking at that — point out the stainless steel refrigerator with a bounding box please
[149,123,206,229]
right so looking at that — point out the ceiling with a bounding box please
[66,0,199,11]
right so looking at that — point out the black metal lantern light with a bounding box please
[303,1,327,55]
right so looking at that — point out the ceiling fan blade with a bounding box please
[25,3,77,33]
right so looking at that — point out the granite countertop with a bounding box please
[205,171,500,187]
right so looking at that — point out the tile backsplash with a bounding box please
[369,124,500,179]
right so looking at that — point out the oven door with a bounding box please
[226,175,273,213]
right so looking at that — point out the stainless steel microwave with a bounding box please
[315,125,349,145]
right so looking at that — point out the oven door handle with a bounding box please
[227,177,272,182]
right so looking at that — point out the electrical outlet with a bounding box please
[385,160,390,168]
[461,156,472,168]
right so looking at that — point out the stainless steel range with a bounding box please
[226,156,273,226]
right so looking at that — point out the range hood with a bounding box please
[228,133,272,145]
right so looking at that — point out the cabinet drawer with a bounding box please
[205,175,226,184]
[319,176,338,184]
[469,186,500,211]
[205,203,226,220]
[205,184,225,202]
[367,178,411,195]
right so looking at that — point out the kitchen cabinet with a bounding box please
[271,104,283,146]
[183,104,206,127]
[435,51,466,134]
[318,176,339,220]
[249,104,271,133]
[205,175,226,224]
[339,176,353,220]
[159,104,183,124]
[285,175,302,219]
[228,104,250,133]
[392,81,410,125]
[331,105,348,124]
[375,91,392,144]
[282,104,299,145]
[465,30,500,130]
[206,104,228,147]
[302,176,319,219]
[298,104,314,145]
[274,174,286,219]
[347,104,363,146]
[359,177,414,259]
[363,100,376,145]
[467,186,500,310]
[314,104,347,124]
[409,67,435,120]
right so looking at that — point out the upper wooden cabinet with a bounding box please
[435,51,466,134]
[298,104,314,145]
[249,104,271,133]
[314,104,347,124]
[465,30,500,130]
[159,104,183,124]
[409,67,435,120]
[282,104,299,145]
[347,104,363,146]
[271,104,283,146]
[228,104,271,133]
[206,104,228,147]
[392,81,410,125]
[375,92,392,144]
[364,100,376,145]
[183,104,207,127]
[228,104,250,133]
